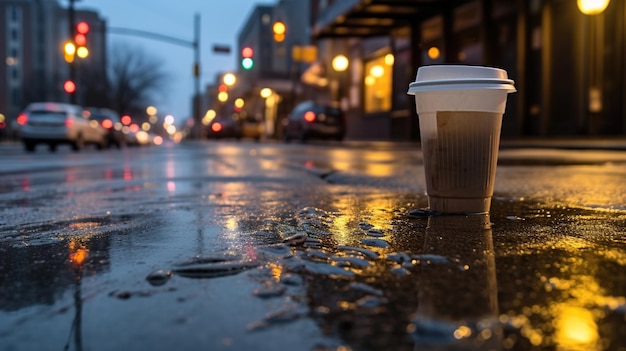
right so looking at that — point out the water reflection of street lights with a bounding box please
[331,54,349,109]
[412,215,500,349]
[578,0,610,133]
[67,239,89,351]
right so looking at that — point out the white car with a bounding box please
[18,102,108,152]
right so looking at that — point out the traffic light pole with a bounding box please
[106,14,202,139]
[68,0,77,104]
[193,13,201,140]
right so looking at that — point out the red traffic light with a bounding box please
[74,33,86,46]
[76,21,90,34]
[63,80,76,94]
[242,47,254,58]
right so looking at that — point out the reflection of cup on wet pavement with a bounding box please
[412,214,500,350]
[407,65,516,214]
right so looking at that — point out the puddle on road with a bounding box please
[2,191,626,351]
[181,195,626,351]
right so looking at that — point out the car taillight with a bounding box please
[17,113,27,125]
[65,118,73,128]
[101,119,114,129]
[304,111,316,123]
[212,122,223,132]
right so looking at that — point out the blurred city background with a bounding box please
[0,0,623,142]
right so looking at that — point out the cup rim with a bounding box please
[407,78,516,94]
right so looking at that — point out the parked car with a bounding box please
[18,102,108,152]
[86,107,126,149]
[282,101,345,142]
[205,115,242,140]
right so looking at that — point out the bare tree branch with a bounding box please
[107,43,169,116]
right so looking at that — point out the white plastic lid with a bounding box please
[407,65,516,94]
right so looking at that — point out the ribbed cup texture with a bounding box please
[420,111,502,213]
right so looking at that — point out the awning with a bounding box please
[313,0,466,39]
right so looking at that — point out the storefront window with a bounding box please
[364,54,392,113]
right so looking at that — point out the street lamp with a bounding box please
[577,0,610,15]
[260,88,273,99]
[223,73,236,87]
[331,54,350,108]
[332,54,349,72]
[578,0,610,133]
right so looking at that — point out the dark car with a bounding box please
[282,101,345,142]
[206,115,242,140]
[86,108,126,149]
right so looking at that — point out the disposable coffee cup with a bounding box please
[407,65,516,214]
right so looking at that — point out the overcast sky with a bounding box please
[78,0,273,120]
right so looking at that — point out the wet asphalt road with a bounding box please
[0,140,626,351]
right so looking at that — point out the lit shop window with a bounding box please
[364,54,393,113]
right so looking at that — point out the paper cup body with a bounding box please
[408,65,515,214]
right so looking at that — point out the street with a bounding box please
[1,139,626,351]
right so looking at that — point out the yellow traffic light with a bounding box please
[64,41,76,55]
[76,46,89,59]
[64,41,76,63]
[273,21,286,35]
[273,21,286,42]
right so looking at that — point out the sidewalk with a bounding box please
[340,136,626,151]
[500,136,626,150]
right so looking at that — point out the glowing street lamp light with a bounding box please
[218,91,229,102]
[260,88,273,98]
[234,98,245,109]
[577,0,610,15]
[164,114,175,125]
[331,55,350,108]
[223,73,236,87]
[332,54,349,72]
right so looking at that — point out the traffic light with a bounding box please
[241,46,254,70]
[272,21,286,42]
[75,21,89,59]
[217,84,229,102]
[63,80,76,94]
[64,40,76,63]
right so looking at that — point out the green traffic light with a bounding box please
[241,58,254,70]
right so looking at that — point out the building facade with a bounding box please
[200,0,625,141]
[311,0,626,140]
[199,0,314,139]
